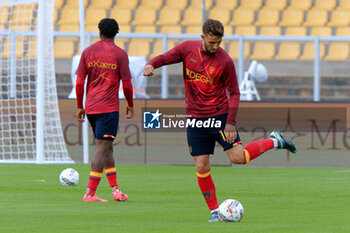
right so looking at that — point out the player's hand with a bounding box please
[142,65,154,76]
[76,108,85,122]
[126,106,134,119]
[225,124,237,144]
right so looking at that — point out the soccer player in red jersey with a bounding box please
[75,18,134,202]
[142,19,296,221]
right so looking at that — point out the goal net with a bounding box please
[0,0,73,163]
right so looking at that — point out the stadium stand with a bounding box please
[65,0,88,9]
[215,0,237,10]
[156,8,181,26]
[239,0,263,10]
[128,39,151,57]
[328,10,350,27]
[279,9,304,26]
[337,0,350,10]
[325,43,350,61]
[208,7,230,25]
[312,0,336,10]
[263,0,287,10]
[303,9,328,27]
[85,8,107,28]
[181,8,202,26]
[188,0,213,10]
[140,0,163,9]
[287,0,312,10]
[114,0,138,9]
[229,8,255,26]
[54,40,75,59]
[110,8,132,26]
[255,9,280,26]
[89,0,113,10]
[163,0,188,9]
[132,8,157,25]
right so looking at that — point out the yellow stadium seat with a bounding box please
[12,4,36,25]
[58,8,79,25]
[263,0,287,10]
[215,0,237,10]
[26,38,37,58]
[110,8,132,25]
[287,0,312,10]
[336,27,350,36]
[9,23,31,31]
[310,27,332,36]
[164,0,188,9]
[260,26,281,36]
[188,0,213,10]
[134,25,157,34]
[1,38,25,58]
[224,25,233,35]
[89,0,113,10]
[54,0,64,9]
[59,24,79,32]
[325,43,350,61]
[119,24,132,33]
[275,42,301,60]
[235,26,257,35]
[255,9,279,26]
[279,9,304,26]
[132,8,157,25]
[285,26,307,36]
[300,43,325,60]
[313,0,336,11]
[303,10,328,27]
[140,0,163,9]
[85,9,107,27]
[54,40,75,59]
[150,39,177,58]
[65,0,88,8]
[85,25,98,33]
[127,39,151,57]
[230,8,255,26]
[239,0,263,10]
[115,39,127,50]
[208,8,231,25]
[250,42,275,60]
[186,26,202,34]
[338,0,350,10]
[160,25,182,34]
[181,8,202,26]
[156,8,181,25]
[328,10,350,27]
[115,0,138,9]
[227,41,250,60]
[0,7,9,23]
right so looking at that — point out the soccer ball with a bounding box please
[218,199,244,222]
[59,168,79,186]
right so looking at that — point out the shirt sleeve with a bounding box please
[122,79,134,107]
[118,51,132,81]
[75,75,85,109]
[75,52,87,78]
[223,59,240,126]
[147,42,186,68]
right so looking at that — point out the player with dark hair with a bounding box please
[76,18,134,202]
[142,18,296,221]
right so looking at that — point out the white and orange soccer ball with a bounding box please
[59,168,79,186]
[218,199,244,222]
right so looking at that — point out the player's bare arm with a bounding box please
[75,108,85,122]
[142,64,154,76]
[224,124,237,144]
[126,106,134,119]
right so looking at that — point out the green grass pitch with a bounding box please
[1,164,350,233]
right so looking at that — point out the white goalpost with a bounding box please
[0,0,73,163]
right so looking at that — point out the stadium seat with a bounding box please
[312,0,336,11]
[227,41,250,60]
[115,0,138,9]
[337,0,350,10]
[0,7,9,23]
[9,23,31,31]
[186,26,202,34]
[327,10,350,27]
[285,26,307,36]
[235,26,257,35]
[85,25,98,33]
[54,0,64,9]
[132,8,157,25]
[224,25,233,35]
[156,8,181,25]
[275,42,301,60]
[127,39,151,57]
[58,8,79,25]
[1,38,25,58]
[336,27,350,36]
[110,8,132,25]
[310,27,332,36]
[303,10,328,27]
[181,8,202,26]
[160,25,182,34]
[65,0,88,8]
[215,0,237,10]
[287,0,312,10]
[150,39,177,58]
[255,9,280,26]
[89,0,113,10]
[163,0,188,10]
[134,25,157,34]
[325,43,350,61]
[300,43,326,60]
[239,0,262,10]
[263,0,287,10]
[250,42,275,60]
[229,8,255,26]
[279,9,303,27]
[85,9,107,27]
[119,24,131,33]
[12,4,36,25]
[208,8,230,25]
[54,40,75,59]
[188,0,213,10]
[59,24,79,32]
[26,38,37,58]
[260,26,281,36]
[140,0,163,9]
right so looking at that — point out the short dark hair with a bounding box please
[98,18,119,38]
[202,18,224,37]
